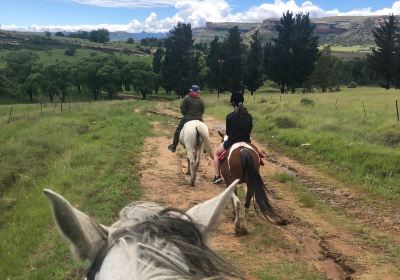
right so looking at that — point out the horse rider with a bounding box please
[212,91,253,184]
[168,85,205,153]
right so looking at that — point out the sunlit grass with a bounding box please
[196,86,400,201]
[0,100,159,279]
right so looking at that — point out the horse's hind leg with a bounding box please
[186,158,191,175]
[241,186,253,235]
[190,151,197,187]
[231,193,242,235]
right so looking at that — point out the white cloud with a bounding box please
[70,0,179,8]
[4,0,400,33]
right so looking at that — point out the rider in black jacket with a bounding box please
[212,93,253,184]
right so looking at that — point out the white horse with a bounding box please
[179,120,213,187]
[44,179,241,280]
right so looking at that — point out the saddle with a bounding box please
[218,144,265,166]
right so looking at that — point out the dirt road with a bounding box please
[138,106,400,280]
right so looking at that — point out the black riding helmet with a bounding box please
[230,91,244,107]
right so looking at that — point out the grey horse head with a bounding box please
[44,179,242,280]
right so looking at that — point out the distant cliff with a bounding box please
[193,16,390,46]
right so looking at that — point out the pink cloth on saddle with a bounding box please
[218,149,265,166]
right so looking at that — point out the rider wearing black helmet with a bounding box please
[212,92,253,184]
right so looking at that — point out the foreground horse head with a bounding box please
[44,179,242,280]
[217,131,286,235]
[179,120,213,187]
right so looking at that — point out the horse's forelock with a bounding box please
[87,208,242,280]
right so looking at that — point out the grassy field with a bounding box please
[0,100,160,279]
[318,44,372,60]
[190,86,400,202]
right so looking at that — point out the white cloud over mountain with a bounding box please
[4,0,400,33]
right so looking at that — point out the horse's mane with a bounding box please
[87,208,242,280]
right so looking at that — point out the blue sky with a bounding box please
[1,0,400,32]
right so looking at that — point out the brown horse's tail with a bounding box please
[240,148,286,225]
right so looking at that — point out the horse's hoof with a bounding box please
[234,226,248,236]
[277,219,289,226]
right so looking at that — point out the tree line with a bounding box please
[0,51,158,102]
[54,29,110,43]
[157,12,376,97]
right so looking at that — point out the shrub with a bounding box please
[274,116,299,129]
[369,124,400,147]
[300,98,315,106]
[64,47,76,56]
[348,82,358,88]
[273,172,295,183]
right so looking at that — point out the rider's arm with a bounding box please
[226,114,232,137]
[180,97,187,116]
[200,99,205,114]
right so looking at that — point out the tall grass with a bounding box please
[0,100,157,278]
[198,87,400,201]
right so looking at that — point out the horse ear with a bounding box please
[186,179,240,236]
[43,189,108,263]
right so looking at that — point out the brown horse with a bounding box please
[218,131,286,235]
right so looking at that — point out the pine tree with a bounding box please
[368,15,397,89]
[245,30,264,95]
[269,11,295,93]
[263,42,272,76]
[152,48,164,74]
[290,13,319,93]
[221,26,244,93]
[269,12,319,93]
[206,36,223,90]
[162,22,198,97]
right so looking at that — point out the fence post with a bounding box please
[362,100,367,119]
[7,106,13,124]
[40,102,43,116]
[61,102,63,112]
[396,100,399,123]
[335,98,339,110]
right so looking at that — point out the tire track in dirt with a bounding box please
[138,106,400,279]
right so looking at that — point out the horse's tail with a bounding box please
[240,148,286,225]
[196,124,213,158]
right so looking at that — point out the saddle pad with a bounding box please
[218,143,265,166]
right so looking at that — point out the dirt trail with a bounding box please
[138,106,400,280]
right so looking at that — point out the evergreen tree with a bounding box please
[269,12,319,93]
[263,42,272,76]
[206,36,223,90]
[368,15,397,89]
[221,26,244,93]
[152,48,164,74]
[162,22,198,97]
[269,11,296,93]
[290,13,319,93]
[245,30,264,95]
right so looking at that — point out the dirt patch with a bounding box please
[138,107,400,280]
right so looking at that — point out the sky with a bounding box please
[1,0,400,33]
